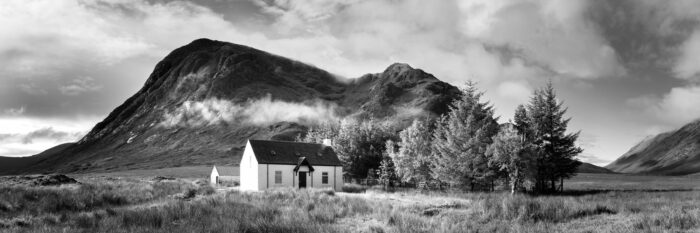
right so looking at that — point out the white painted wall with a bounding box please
[210,166,219,185]
[240,141,259,191]
[262,164,341,190]
[264,164,300,189]
[334,166,343,191]
[310,166,339,190]
[239,140,344,191]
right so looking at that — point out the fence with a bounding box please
[343,178,452,190]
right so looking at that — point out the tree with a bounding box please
[297,122,339,144]
[377,155,397,190]
[431,81,499,190]
[386,119,434,185]
[300,119,397,180]
[487,125,534,194]
[526,82,582,193]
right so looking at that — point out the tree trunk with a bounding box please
[510,169,518,195]
[560,177,564,192]
[550,179,555,193]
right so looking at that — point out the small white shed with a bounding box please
[239,140,343,191]
[210,166,240,186]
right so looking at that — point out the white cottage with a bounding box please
[239,139,343,191]
[210,166,240,186]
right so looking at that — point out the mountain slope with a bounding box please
[577,162,615,174]
[606,119,700,175]
[2,38,460,175]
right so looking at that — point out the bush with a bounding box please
[342,184,367,193]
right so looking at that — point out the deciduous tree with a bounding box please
[385,119,434,185]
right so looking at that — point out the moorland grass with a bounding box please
[1,175,700,232]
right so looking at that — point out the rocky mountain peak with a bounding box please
[2,40,461,175]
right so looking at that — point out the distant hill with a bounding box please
[577,162,615,174]
[606,119,700,175]
[0,38,460,175]
[0,143,75,175]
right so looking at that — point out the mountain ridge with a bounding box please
[0,38,461,175]
[606,119,700,175]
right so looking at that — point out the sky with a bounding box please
[2,0,700,166]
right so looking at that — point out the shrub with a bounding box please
[342,184,367,193]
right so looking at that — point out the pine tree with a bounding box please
[431,81,499,190]
[514,105,531,139]
[386,119,434,185]
[526,82,582,193]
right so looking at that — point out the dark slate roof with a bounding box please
[294,157,315,172]
[214,166,239,176]
[248,140,342,166]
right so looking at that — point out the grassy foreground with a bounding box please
[0,175,699,233]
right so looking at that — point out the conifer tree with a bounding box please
[526,82,582,193]
[431,81,499,190]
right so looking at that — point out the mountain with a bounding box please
[0,38,460,175]
[606,119,700,175]
[577,162,615,174]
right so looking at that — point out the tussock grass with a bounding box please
[341,183,367,193]
[2,176,700,232]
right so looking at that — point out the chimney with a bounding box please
[322,139,332,147]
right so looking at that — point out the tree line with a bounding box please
[299,81,582,194]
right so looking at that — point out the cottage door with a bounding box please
[298,172,307,188]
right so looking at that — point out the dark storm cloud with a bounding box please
[587,0,700,71]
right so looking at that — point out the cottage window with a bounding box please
[322,172,329,184]
[275,171,282,184]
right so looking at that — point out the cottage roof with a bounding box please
[214,166,239,176]
[248,140,342,166]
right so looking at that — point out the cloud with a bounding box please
[59,77,103,96]
[628,85,700,124]
[19,83,48,95]
[20,127,83,144]
[0,126,85,157]
[674,31,700,80]
[461,0,626,79]
[496,81,531,103]
[577,153,611,166]
[0,117,97,157]
[2,106,25,116]
[160,96,339,127]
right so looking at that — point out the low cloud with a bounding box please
[160,96,339,127]
[20,127,84,144]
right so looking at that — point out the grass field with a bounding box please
[0,172,699,233]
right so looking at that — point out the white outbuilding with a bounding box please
[239,139,343,191]
[210,166,240,186]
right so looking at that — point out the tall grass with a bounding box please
[2,177,700,233]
